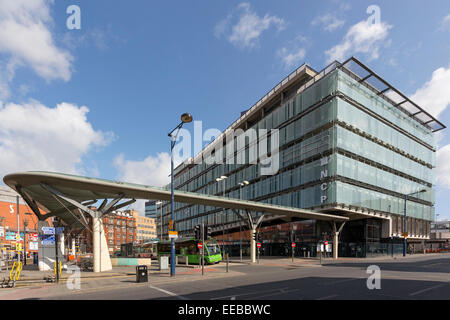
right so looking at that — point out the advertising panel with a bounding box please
[29,242,38,251]
[5,232,23,241]
[28,233,38,241]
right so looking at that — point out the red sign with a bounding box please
[197,243,203,249]
[324,241,328,246]
[292,242,296,248]
[257,242,261,248]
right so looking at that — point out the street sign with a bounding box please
[42,227,55,235]
[168,230,178,239]
[15,243,23,252]
[197,242,203,249]
[257,242,261,248]
[291,242,296,248]
[41,235,55,245]
[28,233,38,241]
[29,242,38,251]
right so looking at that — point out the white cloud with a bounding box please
[435,144,450,188]
[113,152,180,215]
[441,13,450,30]
[0,100,113,178]
[215,2,285,49]
[411,63,450,190]
[0,0,73,98]
[410,63,450,119]
[113,152,171,187]
[325,19,392,63]
[277,47,306,70]
[311,14,345,32]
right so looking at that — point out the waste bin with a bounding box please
[136,265,148,283]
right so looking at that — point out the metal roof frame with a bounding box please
[338,57,446,132]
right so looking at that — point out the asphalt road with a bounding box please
[3,254,450,300]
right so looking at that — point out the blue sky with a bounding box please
[0,0,450,219]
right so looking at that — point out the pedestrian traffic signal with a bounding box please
[194,225,201,240]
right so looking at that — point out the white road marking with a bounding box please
[148,284,189,300]
[319,278,362,286]
[409,284,445,296]
[316,294,339,300]
[211,287,291,300]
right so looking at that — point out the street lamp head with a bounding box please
[242,180,249,185]
[419,189,427,193]
[181,113,193,123]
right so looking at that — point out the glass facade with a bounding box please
[145,200,157,219]
[161,61,439,257]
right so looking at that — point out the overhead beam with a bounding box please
[40,183,97,218]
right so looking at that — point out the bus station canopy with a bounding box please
[3,171,348,229]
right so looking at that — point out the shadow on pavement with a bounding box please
[321,257,450,274]
[148,276,450,300]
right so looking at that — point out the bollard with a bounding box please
[226,253,229,273]
[186,255,189,266]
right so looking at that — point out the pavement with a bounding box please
[0,253,449,300]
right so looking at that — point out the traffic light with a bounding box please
[252,233,256,241]
[194,225,201,240]
[204,226,212,239]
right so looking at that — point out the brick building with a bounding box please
[81,209,137,254]
[0,186,40,255]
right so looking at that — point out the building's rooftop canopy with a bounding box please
[339,57,445,132]
[175,56,445,175]
[3,171,348,230]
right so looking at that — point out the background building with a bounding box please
[82,209,136,254]
[160,58,443,258]
[145,200,157,218]
[0,186,39,256]
[131,210,157,243]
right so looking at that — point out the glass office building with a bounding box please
[160,57,445,257]
[145,200,157,219]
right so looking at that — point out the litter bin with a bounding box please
[136,265,148,283]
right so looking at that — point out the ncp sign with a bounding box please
[320,156,329,204]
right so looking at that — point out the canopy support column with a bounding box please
[332,221,346,259]
[245,210,264,263]
[39,184,136,272]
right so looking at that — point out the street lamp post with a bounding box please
[216,176,228,255]
[403,189,426,257]
[168,113,193,277]
[238,181,249,262]
[156,201,162,240]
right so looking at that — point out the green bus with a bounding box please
[157,238,222,264]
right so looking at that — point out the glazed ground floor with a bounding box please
[214,217,432,258]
